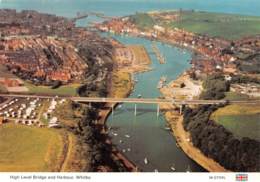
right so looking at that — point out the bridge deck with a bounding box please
[0,94,259,105]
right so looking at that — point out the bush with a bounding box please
[183,105,260,172]
[51,80,62,89]
[200,74,230,100]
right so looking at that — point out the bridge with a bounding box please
[1,94,259,116]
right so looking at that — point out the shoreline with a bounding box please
[97,44,154,171]
[98,27,230,171]
[98,72,139,172]
[159,73,229,172]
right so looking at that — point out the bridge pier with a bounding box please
[157,104,160,117]
[179,105,183,115]
[134,104,137,116]
[111,104,114,116]
[88,102,92,108]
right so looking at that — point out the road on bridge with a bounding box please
[0,94,260,105]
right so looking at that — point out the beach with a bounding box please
[160,73,229,172]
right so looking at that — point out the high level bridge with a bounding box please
[1,94,259,116]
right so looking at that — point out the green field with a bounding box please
[25,82,79,96]
[129,12,155,29]
[224,92,250,100]
[168,11,260,40]
[0,123,65,172]
[0,65,17,78]
[211,105,260,141]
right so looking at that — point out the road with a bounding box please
[0,94,260,105]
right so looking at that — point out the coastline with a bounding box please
[159,73,229,172]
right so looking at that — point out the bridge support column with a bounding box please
[89,102,91,108]
[179,105,183,115]
[134,104,137,116]
[111,104,114,116]
[157,104,160,117]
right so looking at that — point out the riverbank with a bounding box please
[96,70,137,171]
[96,44,152,171]
[159,73,229,172]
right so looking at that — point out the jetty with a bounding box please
[157,76,167,89]
[71,12,89,22]
[151,43,166,64]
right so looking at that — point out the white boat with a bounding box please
[119,140,123,143]
[125,134,130,138]
[113,133,118,136]
[144,158,148,165]
[137,94,142,98]
[127,148,131,152]
[164,126,171,131]
[170,164,176,171]
[118,104,123,109]
[154,169,159,172]
[122,149,126,153]
[186,165,191,172]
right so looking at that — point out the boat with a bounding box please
[122,149,126,153]
[164,126,171,131]
[186,165,191,172]
[144,158,148,165]
[176,142,180,148]
[170,164,176,171]
[154,169,159,172]
[118,104,123,109]
[113,133,118,136]
[127,148,131,152]
[157,81,163,89]
[119,140,123,143]
[125,134,130,138]
[137,94,142,98]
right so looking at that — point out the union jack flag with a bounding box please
[236,174,248,181]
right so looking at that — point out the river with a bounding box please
[1,0,259,172]
[105,35,204,172]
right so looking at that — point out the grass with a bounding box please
[127,45,151,65]
[53,101,82,128]
[129,13,155,30]
[0,65,16,78]
[110,71,132,98]
[24,82,80,96]
[51,102,89,171]
[0,84,7,93]
[0,123,65,172]
[224,91,249,100]
[60,133,89,172]
[211,104,260,140]
[165,11,260,40]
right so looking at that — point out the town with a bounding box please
[0,5,259,175]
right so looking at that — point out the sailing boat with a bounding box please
[186,165,191,172]
[144,157,149,165]
[170,164,176,171]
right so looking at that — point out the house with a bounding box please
[153,25,165,33]
[0,117,8,125]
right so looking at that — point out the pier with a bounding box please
[151,43,166,64]
[71,11,114,22]
[71,12,89,22]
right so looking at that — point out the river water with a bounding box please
[105,35,203,172]
[1,0,259,172]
